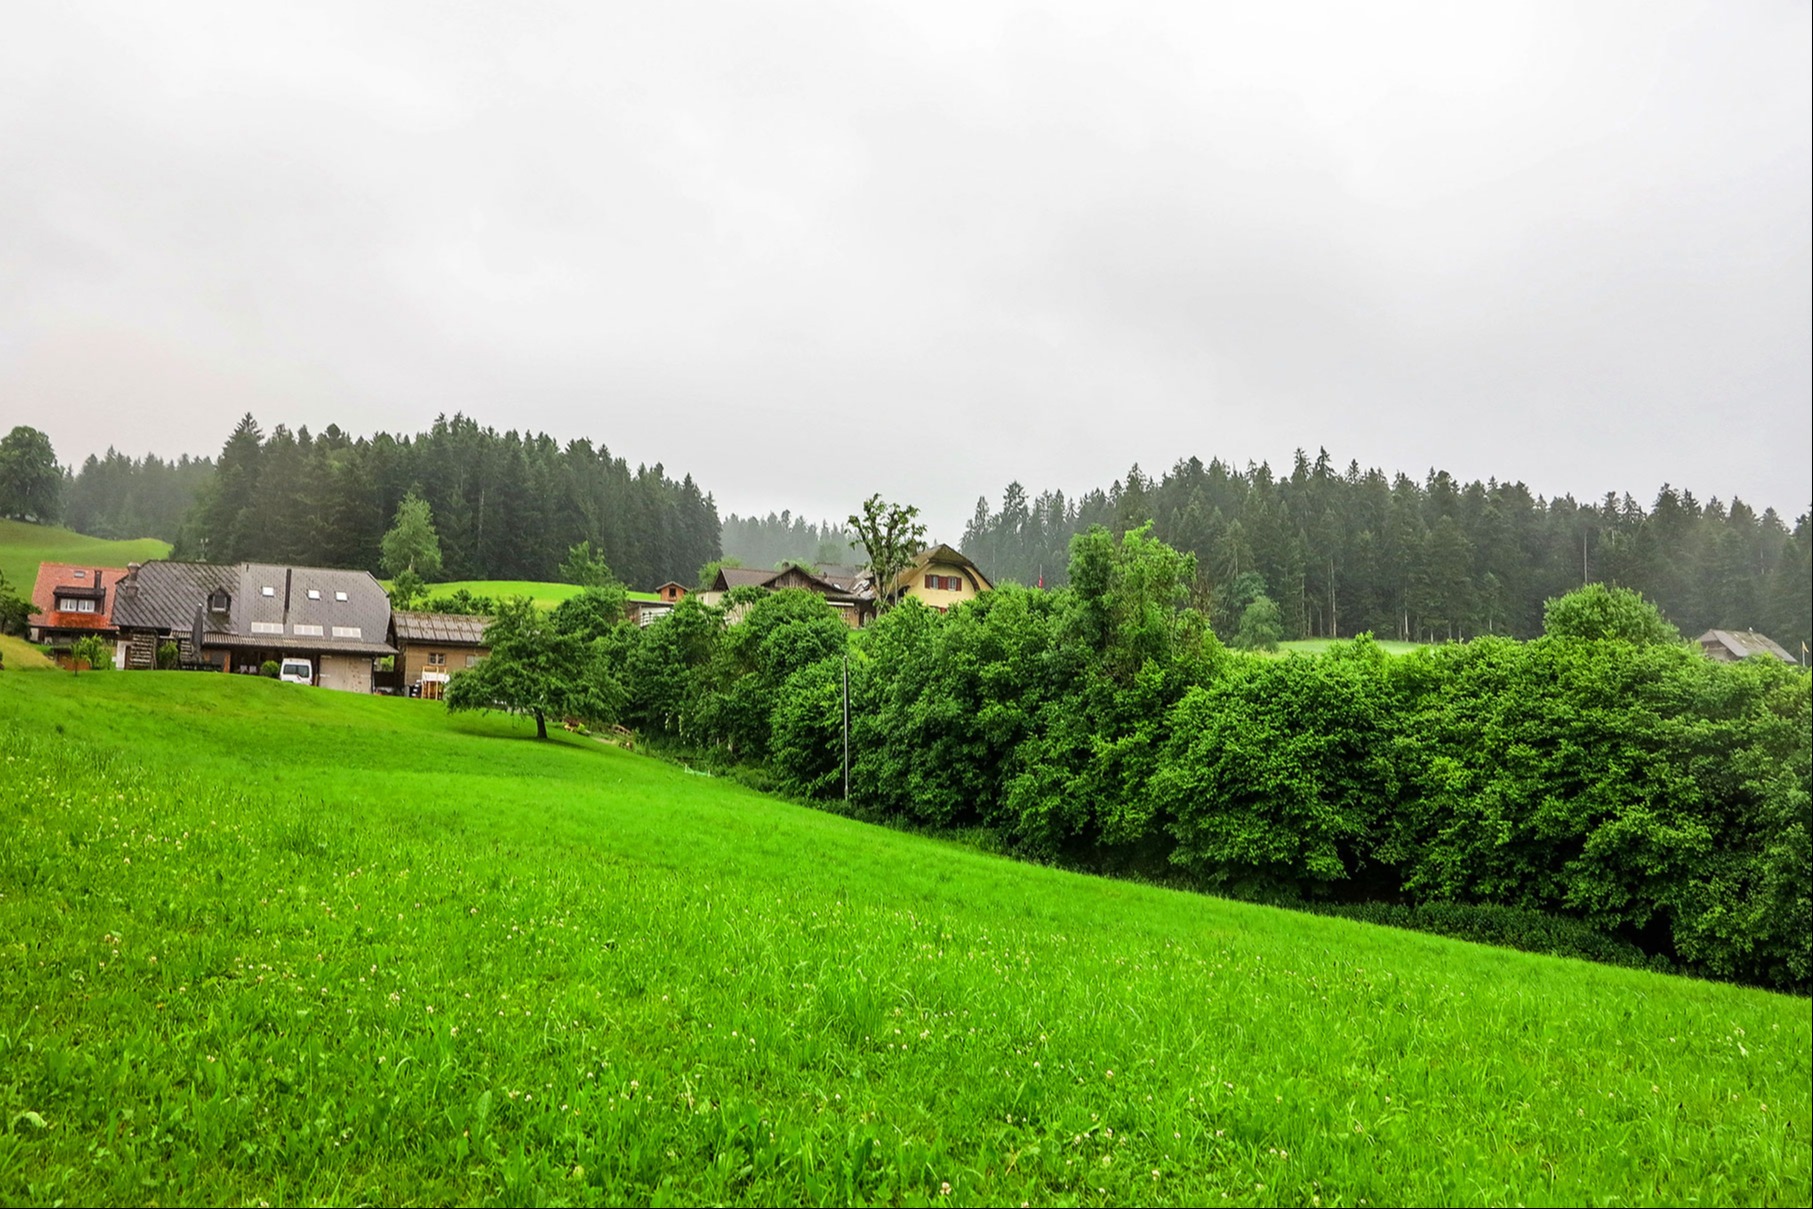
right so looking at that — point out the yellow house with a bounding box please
[885,544,993,613]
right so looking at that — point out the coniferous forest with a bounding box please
[961,451,1812,654]
[65,414,723,589]
[51,421,1813,654]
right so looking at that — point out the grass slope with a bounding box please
[1275,638,1423,656]
[0,671,1806,1206]
[423,579,662,608]
[0,635,55,669]
[0,519,171,594]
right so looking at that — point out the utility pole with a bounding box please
[842,649,850,803]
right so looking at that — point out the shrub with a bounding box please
[156,642,180,669]
[260,660,280,678]
[1306,900,1661,970]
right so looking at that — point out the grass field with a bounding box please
[0,670,1807,1206]
[0,519,171,594]
[421,579,663,608]
[0,634,54,669]
[1275,637,1424,656]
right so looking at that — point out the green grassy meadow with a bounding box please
[1274,638,1424,656]
[421,579,663,608]
[0,519,171,593]
[0,634,55,669]
[0,670,1807,1206]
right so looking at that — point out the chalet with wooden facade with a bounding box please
[881,544,994,613]
[111,560,396,691]
[625,581,689,627]
[698,564,874,627]
[28,563,129,668]
[389,611,491,699]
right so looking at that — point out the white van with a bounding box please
[278,658,314,685]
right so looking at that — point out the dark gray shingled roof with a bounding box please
[112,561,397,656]
[1698,629,1796,663]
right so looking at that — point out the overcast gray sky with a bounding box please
[3,1,1808,537]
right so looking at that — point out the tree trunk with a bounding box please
[534,710,548,740]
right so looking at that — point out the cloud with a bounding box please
[2,0,1806,531]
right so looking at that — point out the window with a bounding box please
[428,651,447,665]
[57,596,98,613]
[334,591,348,602]
[925,575,935,590]
[261,586,275,597]
[306,589,321,600]
[293,624,324,637]
[465,654,478,667]
[209,589,230,613]
[952,575,965,592]
[332,626,362,639]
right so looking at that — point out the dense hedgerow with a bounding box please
[602,528,1811,991]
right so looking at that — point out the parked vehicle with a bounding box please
[278,658,314,685]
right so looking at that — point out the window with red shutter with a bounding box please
[925,575,935,590]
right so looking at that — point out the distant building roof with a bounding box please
[113,561,397,656]
[393,611,491,646]
[1697,629,1796,664]
[711,566,786,591]
[885,544,994,596]
[29,563,130,634]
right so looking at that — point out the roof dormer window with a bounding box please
[208,589,230,613]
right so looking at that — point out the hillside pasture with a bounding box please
[0,518,171,594]
[421,579,662,608]
[0,671,1806,1206]
[0,634,55,668]
[1275,637,1423,656]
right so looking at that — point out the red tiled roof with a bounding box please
[30,562,130,633]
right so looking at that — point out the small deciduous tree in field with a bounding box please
[446,597,621,740]
[1542,583,1680,645]
[848,494,927,614]
[380,490,443,582]
[1234,594,1284,652]
[70,635,111,674]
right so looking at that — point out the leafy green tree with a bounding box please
[446,597,620,740]
[381,490,443,581]
[1542,583,1680,645]
[703,589,849,759]
[848,494,927,613]
[1234,595,1283,652]
[423,588,496,616]
[0,569,36,637]
[0,425,63,523]
[1155,639,1399,897]
[387,568,428,612]
[70,635,111,674]
[625,596,722,739]
[551,584,630,642]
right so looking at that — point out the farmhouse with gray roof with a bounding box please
[1696,629,1797,664]
[112,560,395,690]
